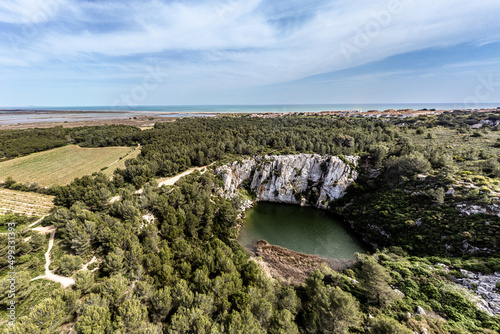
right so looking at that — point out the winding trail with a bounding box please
[0,215,48,236]
[106,143,141,168]
[81,256,98,272]
[31,226,75,288]
[31,165,209,287]
[27,215,48,228]
[134,164,210,195]
[157,165,209,187]
[31,227,99,287]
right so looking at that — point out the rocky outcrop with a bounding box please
[216,154,359,209]
[456,203,500,217]
[455,269,500,316]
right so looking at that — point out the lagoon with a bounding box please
[239,202,368,259]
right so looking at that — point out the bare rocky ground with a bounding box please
[455,269,500,316]
[253,240,355,285]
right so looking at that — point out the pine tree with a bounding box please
[58,255,83,276]
[369,315,413,334]
[12,297,67,334]
[103,249,125,276]
[74,304,112,334]
[359,256,402,307]
[29,231,46,252]
[304,271,362,334]
[113,297,148,333]
[270,309,300,334]
[69,224,91,255]
[74,270,95,294]
[100,274,129,307]
[150,287,172,323]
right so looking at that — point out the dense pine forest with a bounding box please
[1,111,500,333]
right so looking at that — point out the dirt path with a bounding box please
[24,221,51,242]
[31,226,75,288]
[109,195,121,203]
[106,143,141,169]
[30,164,211,287]
[111,164,213,201]
[133,164,210,195]
[157,165,209,187]
[27,215,48,228]
[32,225,55,234]
[81,256,98,272]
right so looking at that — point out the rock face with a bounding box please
[216,154,359,209]
[456,203,500,217]
[455,269,500,316]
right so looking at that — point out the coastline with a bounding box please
[1,106,499,129]
[0,114,178,129]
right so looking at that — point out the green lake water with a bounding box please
[239,202,368,259]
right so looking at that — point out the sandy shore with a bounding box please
[1,107,498,129]
[0,115,178,129]
[0,110,215,129]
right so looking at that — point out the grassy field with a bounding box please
[0,145,139,186]
[0,189,54,217]
[102,145,141,176]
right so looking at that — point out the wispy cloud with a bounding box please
[1,0,500,105]
[0,0,72,24]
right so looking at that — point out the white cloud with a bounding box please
[0,56,28,66]
[2,0,500,105]
[64,1,269,54]
[0,0,70,24]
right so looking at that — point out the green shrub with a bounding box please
[369,315,412,334]
[400,278,420,299]
[420,284,441,300]
[57,255,83,276]
[385,152,431,179]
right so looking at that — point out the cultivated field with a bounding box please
[0,188,54,216]
[0,145,139,186]
[102,146,141,177]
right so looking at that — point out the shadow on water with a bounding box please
[238,202,371,260]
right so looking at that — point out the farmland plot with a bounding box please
[0,145,139,186]
[0,188,54,216]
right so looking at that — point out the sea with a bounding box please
[1,103,499,125]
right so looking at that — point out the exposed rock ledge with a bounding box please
[216,154,359,209]
[455,269,500,316]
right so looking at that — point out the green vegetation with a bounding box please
[0,214,37,233]
[0,125,141,160]
[0,145,139,186]
[50,112,499,256]
[102,145,141,177]
[56,255,83,276]
[0,111,499,333]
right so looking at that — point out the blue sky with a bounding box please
[1,0,500,107]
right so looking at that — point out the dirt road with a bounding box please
[32,226,75,288]
[157,165,209,187]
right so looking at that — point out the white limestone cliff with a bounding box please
[216,154,359,209]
